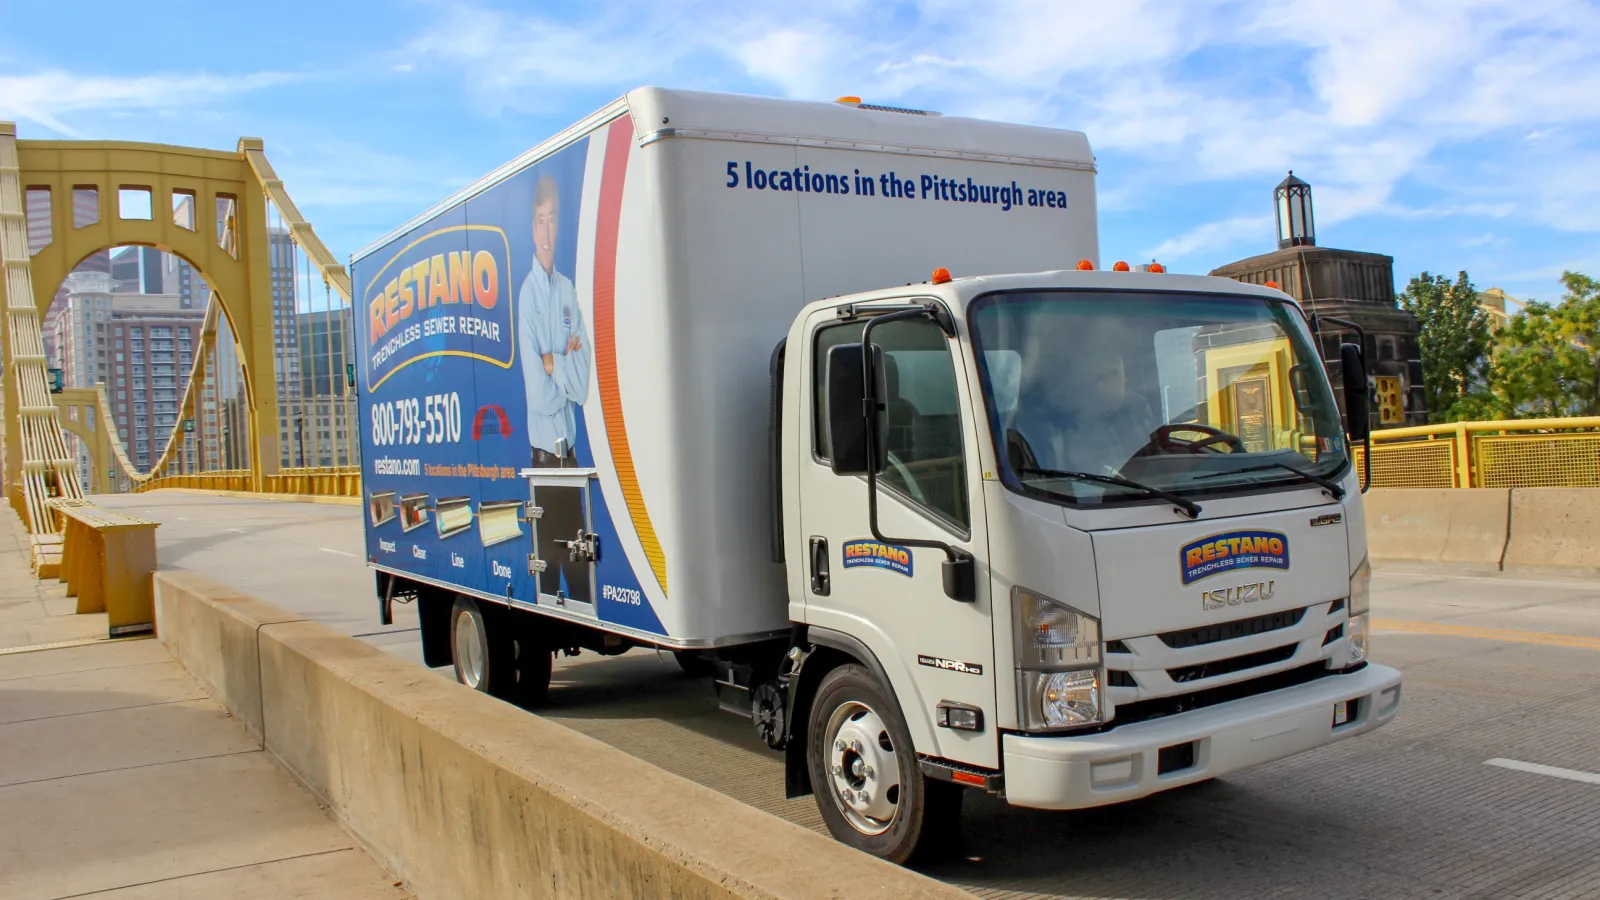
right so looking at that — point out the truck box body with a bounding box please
[352,88,1099,646]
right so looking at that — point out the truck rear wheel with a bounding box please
[451,597,493,693]
[806,664,961,864]
[450,597,552,705]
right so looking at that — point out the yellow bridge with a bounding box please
[0,122,358,573]
[2,121,1598,578]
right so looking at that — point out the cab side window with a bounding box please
[813,317,970,531]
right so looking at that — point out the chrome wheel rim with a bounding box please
[824,700,902,836]
[454,609,485,689]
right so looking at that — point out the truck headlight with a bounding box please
[1014,588,1103,729]
[1347,556,1370,664]
[1023,669,1102,728]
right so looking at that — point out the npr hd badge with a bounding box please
[842,539,913,577]
[1180,530,1289,584]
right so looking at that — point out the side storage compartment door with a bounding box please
[524,467,600,618]
[796,305,998,768]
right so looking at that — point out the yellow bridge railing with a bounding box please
[1356,417,1600,489]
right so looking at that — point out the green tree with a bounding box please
[1485,272,1600,418]
[1398,270,1493,422]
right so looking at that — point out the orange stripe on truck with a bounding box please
[594,115,668,596]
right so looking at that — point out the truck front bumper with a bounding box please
[1002,663,1402,810]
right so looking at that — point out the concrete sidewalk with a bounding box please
[0,510,412,900]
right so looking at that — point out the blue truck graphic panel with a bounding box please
[353,137,664,637]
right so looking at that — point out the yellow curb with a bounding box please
[1373,619,1600,651]
[0,634,155,656]
[142,488,362,506]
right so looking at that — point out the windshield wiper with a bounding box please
[1017,467,1202,519]
[1197,460,1345,499]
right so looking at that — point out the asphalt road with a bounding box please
[99,491,1600,900]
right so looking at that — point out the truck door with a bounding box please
[797,304,997,769]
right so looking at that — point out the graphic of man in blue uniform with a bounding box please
[518,173,592,599]
[520,174,590,465]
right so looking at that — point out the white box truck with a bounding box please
[352,87,1402,863]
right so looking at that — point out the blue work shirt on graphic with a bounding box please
[517,265,591,455]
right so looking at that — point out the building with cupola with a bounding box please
[1210,173,1427,428]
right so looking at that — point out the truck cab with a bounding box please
[774,267,1402,861]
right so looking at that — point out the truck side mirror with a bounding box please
[1339,343,1370,441]
[825,343,886,475]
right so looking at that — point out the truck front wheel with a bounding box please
[806,664,961,864]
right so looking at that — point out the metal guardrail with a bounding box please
[1356,417,1600,489]
[138,468,360,498]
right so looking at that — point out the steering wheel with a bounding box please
[1147,423,1247,455]
[884,451,928,505]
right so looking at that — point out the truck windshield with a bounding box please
[968,289,1348,507]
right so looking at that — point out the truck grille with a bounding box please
[1113,662,1341,726]
[1167,643,1298,683]
[1157,607,1306,649]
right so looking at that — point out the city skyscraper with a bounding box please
[269,225,304,467]
[40,248,203,488]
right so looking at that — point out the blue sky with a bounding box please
[2,0,1597,305]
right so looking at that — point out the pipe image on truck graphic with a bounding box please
[352,87,1402,864]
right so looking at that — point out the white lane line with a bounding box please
[227,528,247,534]
[1485,758,1600,785]
[319,547,358,558]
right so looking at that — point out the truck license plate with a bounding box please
[1333,701,1351,726]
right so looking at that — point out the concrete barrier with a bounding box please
[154,573,972,900]
[155,572,306,743]
[1364,488,1510,571]
[1503,488,1600,576]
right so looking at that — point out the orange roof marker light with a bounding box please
[836,96,863,105]
[1147,261,1166,273]
[1265,280,1280,290]
[931,267,953,284]
[1076,259,1095,271]
[1112,260,1131,272]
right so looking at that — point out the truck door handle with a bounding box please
[810,536,830,596]
[557,529,600,563]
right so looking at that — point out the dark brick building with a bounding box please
[1210,173,1426,428]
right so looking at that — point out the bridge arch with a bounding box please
[39,237,259,484]
[17,138,284,479]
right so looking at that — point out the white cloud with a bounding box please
[0,70,306,137]
[396,0,1600,251]
[1143,215,1273,263]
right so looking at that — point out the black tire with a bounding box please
[449,597,552,705]
[806,664,962,864]
[503,619,553,707]
[673,650,716,677]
